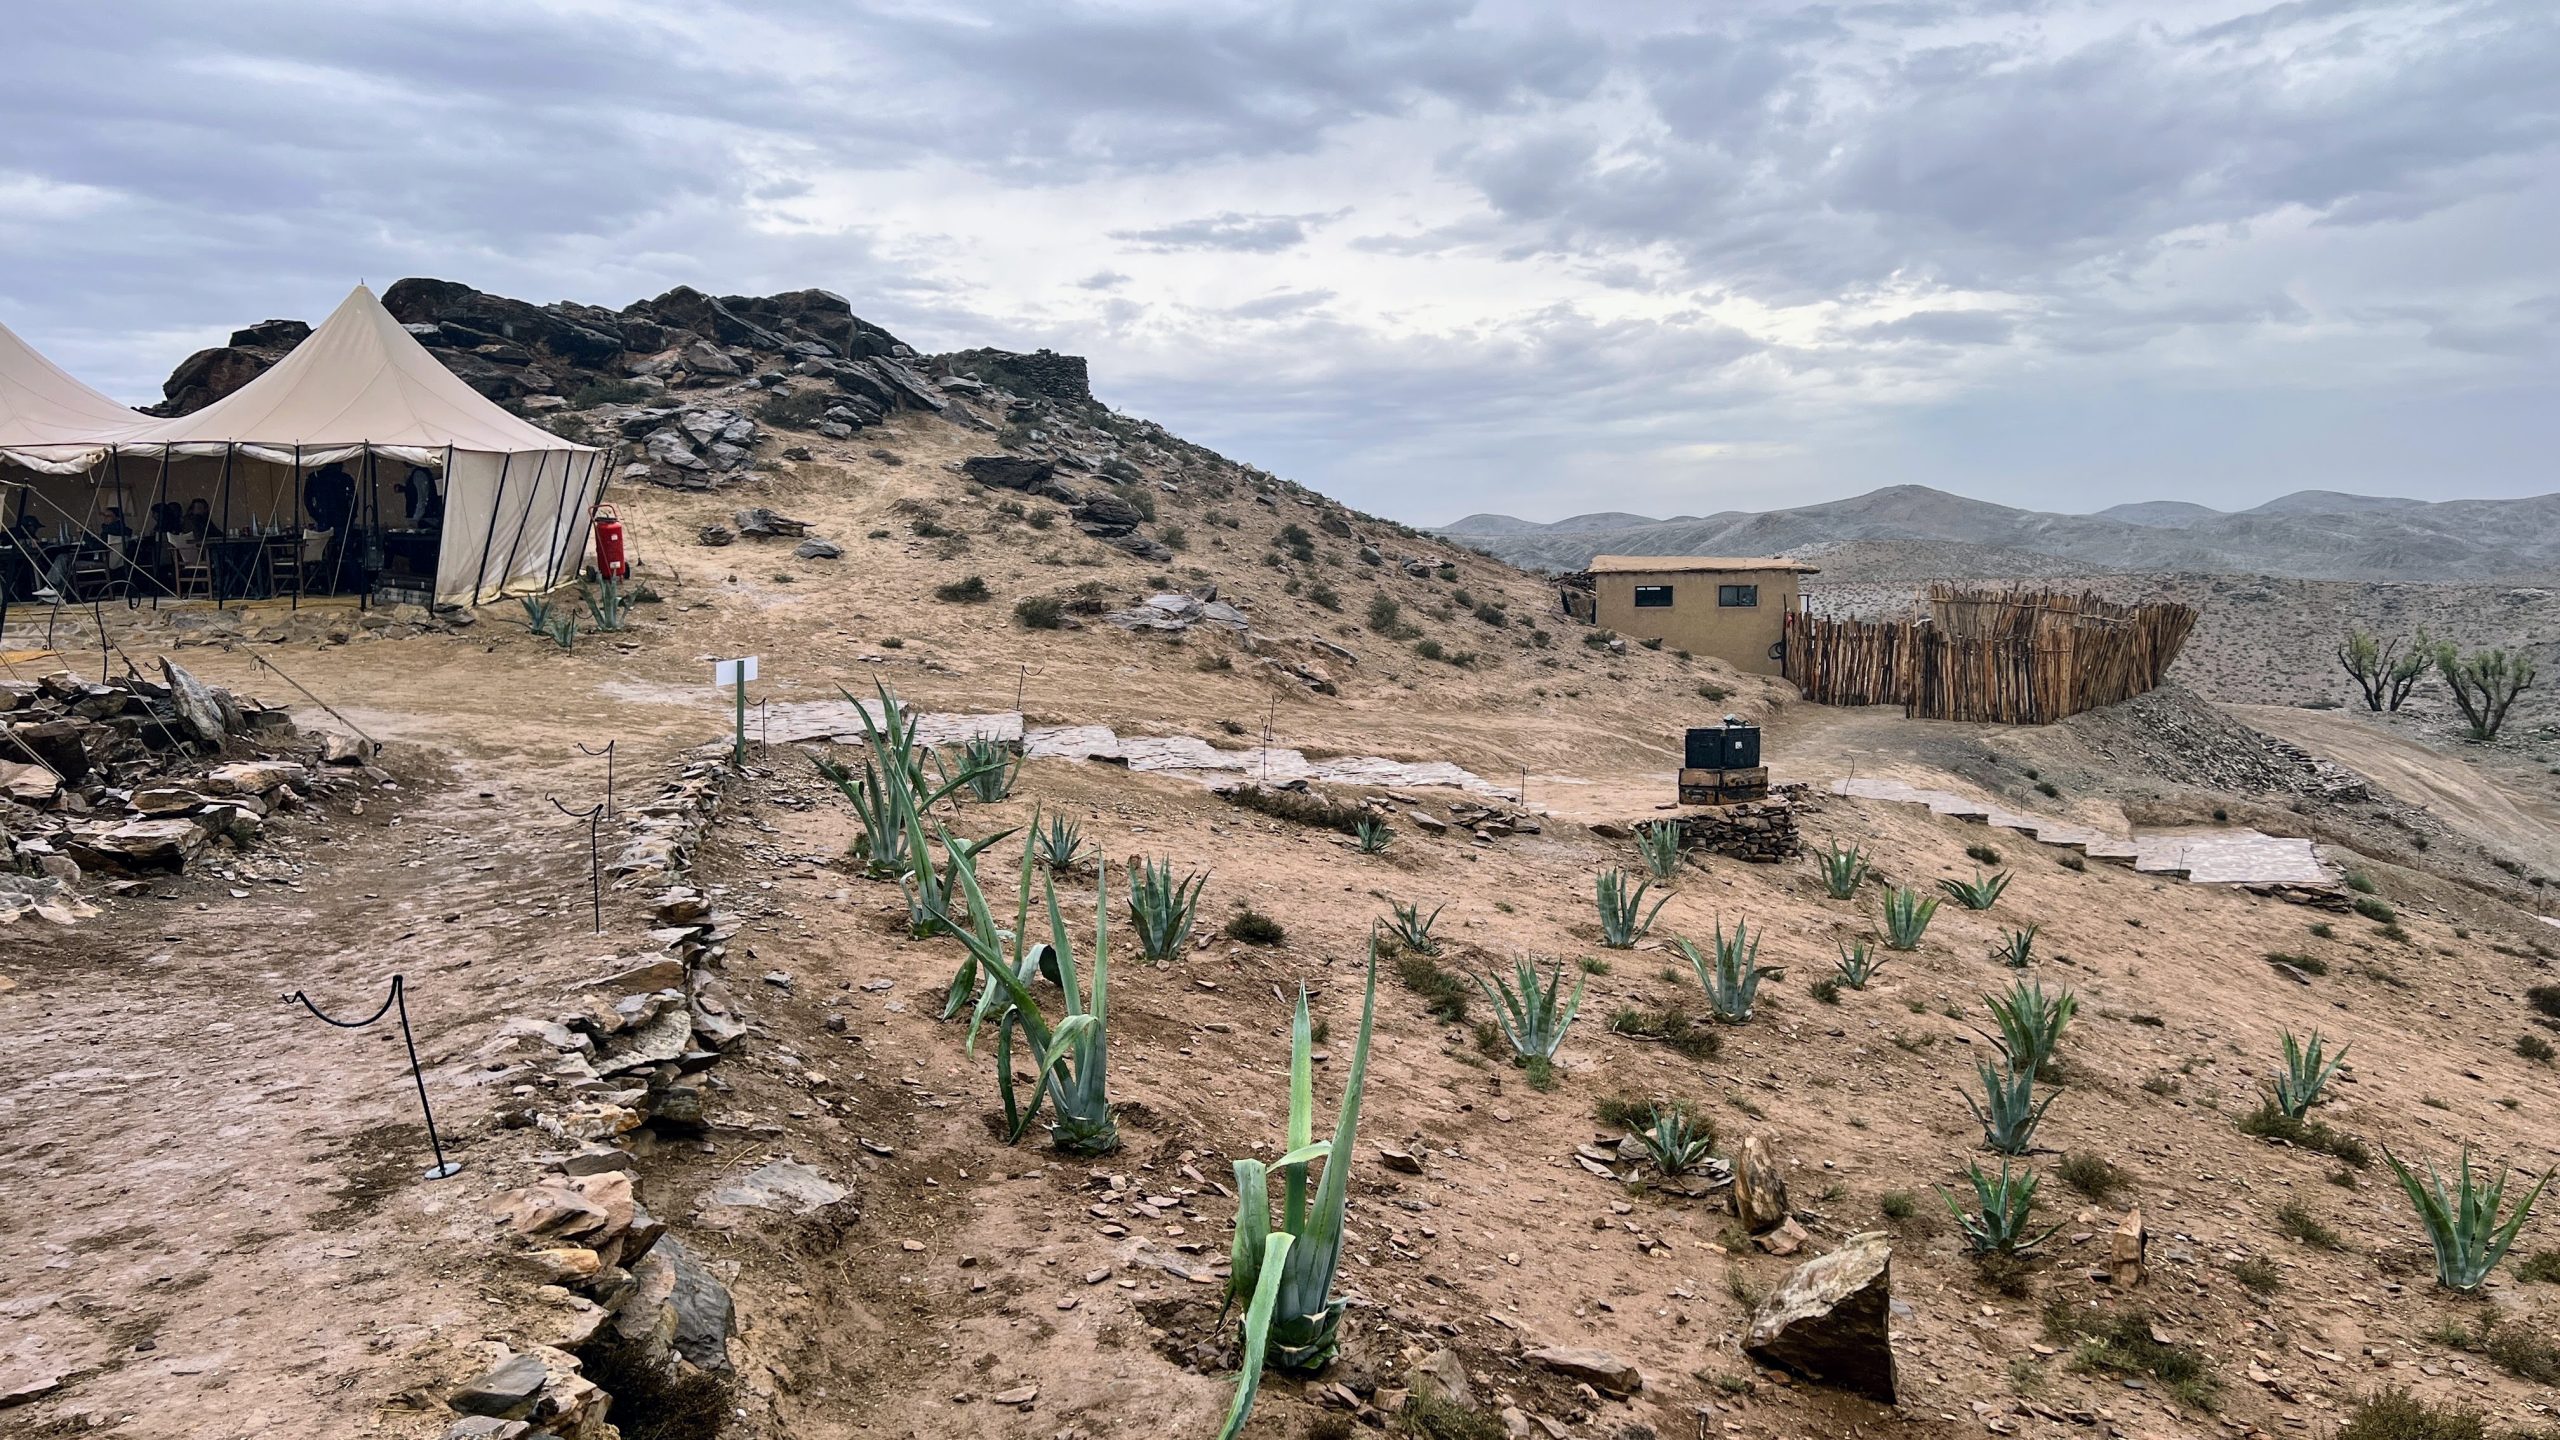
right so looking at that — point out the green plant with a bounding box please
[1834,938,1886,988]
[812,682,990,880]
[1881,1190,1918,1220]
[1219,947,1380,1437]
[2231,1255,2282,1295]
[1981,978,2077,1075]
[1471,955,1585,1062]
[1396,952,1471,1023]
[2339,628,2433,713]
[1013,595,1064,629]
[1814,841,1869,899]
[2517,1033,2555,1063]
[1809,976,1841,1004]
[1966,842,2003,866]
[1636,1104,1717,1176]
[1383,899,1443,955]
[1225,908,1286,945]
[542,607,579,651]
[1595,869,1669,949]
[2354,894,2396,923]
[1881,886,1939,950]
[1939,1159,2062,1254]
[931,819,1116,1154]
[2382,1147,2553,1292]
[934,574,991,603]
[2434,644,2536,740]
[2271,1029,2348,1120]
[1124,858,1208,963]
[1634,819,1685,881]
[1353,816,1393,854]
[2275,1200,2345,1250]
[1678,919,1777,1023]
[1939,868,2011,910]
[940,735,1021,802]
[1033,812,1088,871]
[1991,924,2040,967]
[1365,594,1402,633]
[2057,1153,2127,1203]
[582,577,628,632]
[2239,1103,2373,1168]
[903,826,1016,939]
[519,594,552,633]
[1222,784,1368,835]
[2518,1249,2560,1283]
[2051,1305,2219,1412]
[1964,1060,2056,1155]
[2334,1388,2490,1440]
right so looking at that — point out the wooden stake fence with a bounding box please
[1785,586,2198,725]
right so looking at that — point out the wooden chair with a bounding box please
[173,538,212,600]
[67,546,118,602]
[265,533,306,598]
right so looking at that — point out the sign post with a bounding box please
[714,656,759,766]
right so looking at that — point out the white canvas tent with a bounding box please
[5,285,606,607]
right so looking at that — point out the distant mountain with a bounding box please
[1435,484,2560,582]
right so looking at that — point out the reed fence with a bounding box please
[1784,585,2198,725]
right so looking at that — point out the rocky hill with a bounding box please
[1442,483,2560,582]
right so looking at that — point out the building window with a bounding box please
[1718,584,1759,608]
[1632,584,1674,608]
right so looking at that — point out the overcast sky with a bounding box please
[4,0,2553,523]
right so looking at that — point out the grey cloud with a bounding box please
[1111,211,1335,253]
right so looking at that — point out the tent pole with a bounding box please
[473,451,513,608]
[348,446,374,609]
[215,442,236,610]
[146,448,170,611]
[289,443,303,611]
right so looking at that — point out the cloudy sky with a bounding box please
[4,0,2554,523]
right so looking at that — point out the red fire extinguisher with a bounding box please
[592,503,629,580]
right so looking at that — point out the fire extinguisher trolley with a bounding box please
[592,503,630,581]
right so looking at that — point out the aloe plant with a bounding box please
[1032,811,1088,871]
[1353,816,1393,854]
[1219,942,1381,1437]
[1881,886,1939,950]
[2382,1147,2553,1292]
[927,810,1116,1154]
[1472,954,1585,1062]
[1677,919,1776,1023]
[941,735,1021,802]
[1636,820,1684,881]
[1835,937,1886,989]
[1815,841,1870,900]
[1964,1059,2056,1155]
[1981,978,2076,1075]
[1637,1104,1716,1176]
[2271,1029,2347,1121]
[1124,856,1207,963]
[1939,868,2011,910]
[812,682,988,876]
[519,594,552,633]
[1991,923,2039,967]
[1382,898,1443,955]
[583,577,627,632]
[1596,869,1669,949]
[1939,1159,2064,1255]
[901,826,1016,939]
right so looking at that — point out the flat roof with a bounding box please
[1589,555,1820,575]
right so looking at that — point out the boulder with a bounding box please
[733,507,809,538]
[67,818,206,872]
[1073,491,1145,538]
[702,1159,845,1216]
[159,659,230,745]
[1743,1231,1896,1402]
[449,1352,548,1419]
[202,760,306,796]
[794,538,842,560]
[1412,1349,1473,1408]
[1523,1347,1641,1396]
[1733,1133,1790,1232]
[962,455,1059,493]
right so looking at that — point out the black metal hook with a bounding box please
[549,794,606,934]
[285,975,460,1180]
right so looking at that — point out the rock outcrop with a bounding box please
[1743,1231,1897,1402]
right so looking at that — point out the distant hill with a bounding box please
[1437,484,2560,582]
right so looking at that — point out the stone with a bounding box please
[202,760,306,796]
[320,731,375,765]
[697,525,734,547]
[1413,1348,1474,1409]
[1377,1145,1426,1175]
[1,761,62,805]
[657,1236,736,1370]
[449,1352,548,1419]
[962,455,1059,493]
[681,340,739,376]
[794,538,842,560]
[703,1159,846,1216]
[1073,491,1145,538]
[2110,1208,2148,1288]
[445,1419,533,1440]
[733,507,809,538]
[159,658,228,745]
[1733,1133,1789,1232]
[1743,1231,1896,1402]
[1756,1217,1811,1256]
[67,818,207,872]
[1524,1347,1641,1396]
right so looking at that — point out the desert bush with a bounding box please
[1472,955,1584,1063]
[1395,951,1471,1023]
[1636,820,1684,881]
[1366,594,1402,632]
[2047,1305,2219,1412]
[1307,582,1342,611]
[1219,950,1379,1438]
[1606,1004,1724,1061]
[1679,920,1775,1023]
[1940,1159,2060,1255]
[1965,1059,2056,1155]
[2231,1255,2282,1295]
[2276,1199,2346,1250]
[1595,870,1668,948]
[1382,899,1442,955]
[2520,1034,2557,1063]
[2338,627,2433,713]
[1881,886,1939,950]
[1222,784,1367,836]
[1125,858,1208,962]
[2271,1029,2348,1120]
[2353,895,2396,923]
[1966,842,2003,866]
[2434,644,2536,740]
[1815,841,1869,899]
[1226,908,1286,945]
[575,1338,730,1440]
[2057,1153,2127,1203]
[934,574,991,603]
[2239,1103,2372,1167]
[2382,1147,2554,1292]
[1013,595,1064,629]
[1939,868,2011,910]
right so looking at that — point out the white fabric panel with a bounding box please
[0,319,152,449]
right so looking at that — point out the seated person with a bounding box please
[151,502,185,536]
[182,499,222,539]
[401,465,444,526]
[100,506,134,540]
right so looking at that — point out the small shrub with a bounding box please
[2051,1306,2219,1412]
[2310,921,2337,939]
[934,575,991,603]
[2344,869,2378,894]
[2275,1200,2346,1251]
[1225,908,1286,945]
[1966,842,2003,866]
[1881,1190,1918,1220]
[1014,595,1064,629]
[2057,1153,2128,1203]
[1396,952,1471,1024]
[1307,583,1342,612]
[2517,1248,2560,1283]
[2518,1033,2556,1063]
[2265,951,2329,976]
[2353,895,2396,923]
[1366,594,1402,632]
[2232,1256,2281,1295]
[1222,784,1366,835]
[2034,780,2059,798]
[1810,976,1842,1005]
[2334,1388,2488,1440]
[2239,1102,2373,1167]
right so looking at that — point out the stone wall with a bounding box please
[936,346,1094,405]
[1674,796,1802,863]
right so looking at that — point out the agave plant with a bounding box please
[1219,943,1381,1438]
[812,682,989,876]
[1835,937,1886,989]
[2271,1029,2348,1121]
[2382,1147,2553,1292]
[1880,886,1939,951]
[1939,868,2011,910]
[1595,869,1669,949]
[902,826,1016,939]
[940,735,1021,802]
[1124,856,1208,964]
[1814,841,1870,900]
[1472,954,1585,1062]
[1991,923,2039,967]
[1353,816,1393,854]
[1980,978,2076,1075]
[1382,898,1443,955]
[926,809,1117,1154]
[1032,811,1089,871]
[1964,1058,2057,1155]
[1939,1159,2064,1255]
[1637,1104,1717,1176]
[1636,820,1685,881]
[1677,919,1777,1023]
[583,577,627,633]
[519,594,552,633]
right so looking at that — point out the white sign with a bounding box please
[714,656,759,686]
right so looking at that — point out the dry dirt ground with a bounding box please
[7,399,2560,1440]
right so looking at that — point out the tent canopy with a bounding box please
[0,320,152,469]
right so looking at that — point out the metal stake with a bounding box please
[550,795,606,934]
[286,975,461,1180]
[575,739,616,818]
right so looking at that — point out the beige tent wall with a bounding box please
[434,447,603,606]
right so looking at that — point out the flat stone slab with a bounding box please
[1832,778,2331,889]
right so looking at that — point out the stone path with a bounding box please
[761,699,1519,798]
[1831,777,2333,887]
